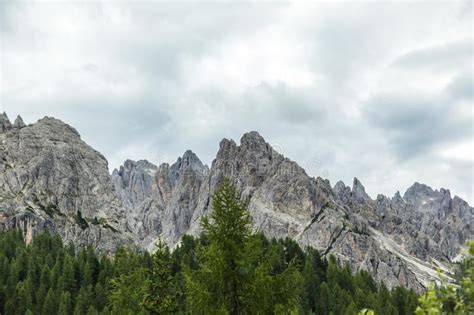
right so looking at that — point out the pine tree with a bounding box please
[16,280,33,314]
[142,239,177,314]
[316,282,331,315]
[344,301,358,315]
[74,287,88,315]
[185,179,252,314]
[94,283,107,312]
[108,248,148,314]
[58,291,72,315]
[35,265,51,310]
[60,254,76,293]
[0,224,425,314]
[41,288,57,315]
[185,179,304,314]
[302,248,320,312]
[86,305,99,315]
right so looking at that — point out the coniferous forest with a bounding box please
[0,180,471,314]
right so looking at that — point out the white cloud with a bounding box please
[1,0,472,204]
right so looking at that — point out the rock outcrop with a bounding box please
[0,112,12,132]
[0,115,133,252]
[113,131,472,291]
[111,150,209,249]
[13,115,26,129]
[1,113,471,290]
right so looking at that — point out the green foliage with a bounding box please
[141,240,177,314]
[185,179,305,314]
[0,181,425,315]
[58,291,72,315]
[416,241,474,315]
[75,210,89,230]
[108,248,148,314]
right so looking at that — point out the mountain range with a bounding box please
[0,112,471,292]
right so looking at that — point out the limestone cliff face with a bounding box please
[1,112,471,290]
[0,113,132,252]
[332,179,472,290]
[111,150,209,249]
[112,131,472,291]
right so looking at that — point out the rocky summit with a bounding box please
[0,113,133,252]
[1,114,472,291]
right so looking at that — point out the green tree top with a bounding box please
[416,241,474,315]
[202,178,252,252]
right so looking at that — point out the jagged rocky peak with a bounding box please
[212,131,309,189]
[172,150,208,174]
[0,114,130,252]
[389,191,406,209]
[333,180,348,193]
[112,159,159,210]
[35,116,82,139]
[2,118,472,290]
[333,180,351,202]
[217,137,237,158]
[215,131,274,166]
[13,115,26,129]
[403,182,452,211]
[0,111,12,131]
[119,159,158,173]
[404,182,434,202]
[113,159,159,187]
[352,177,371,202]
[240,131,268,149]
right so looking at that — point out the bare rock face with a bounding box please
[197,132,429,290]
[1,114,471,291]
[352,177,371,203]
[112,130,472,291]
[0,115,133,252]
[0,112,12,132]
[13,115,26,129]
[111,150,209,249]
[374,183,472,262]
[333,179,472,290]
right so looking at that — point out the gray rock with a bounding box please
[352,177,371,202]
[1,115,471,291]
[333,181,351,203]
[13,115,26,129]
[112,150,209,249]
[0,112,12,132]
[0,115,133,253]
[114,130,471,291]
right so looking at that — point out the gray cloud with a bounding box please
[1,1,472,204]
[447,70,473,101]
[364,88,472,159]
[392,40,472,73]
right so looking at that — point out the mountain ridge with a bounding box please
[0,113,472,292]
[112,130,472,291]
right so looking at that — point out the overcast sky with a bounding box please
[1,0,473,204]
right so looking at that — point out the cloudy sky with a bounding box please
[1,0,473,203]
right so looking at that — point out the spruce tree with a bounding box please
[74,287,89,315]
[41,288,57,315]
[185,179,304,314]
[185,178,252,314]
[60,254,76,293]
[142,239,177,314]
[58,291,72,315]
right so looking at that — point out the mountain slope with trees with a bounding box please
[0,113,471,291]
[0,181,426,314]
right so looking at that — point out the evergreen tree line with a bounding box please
[0,180,443,314]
